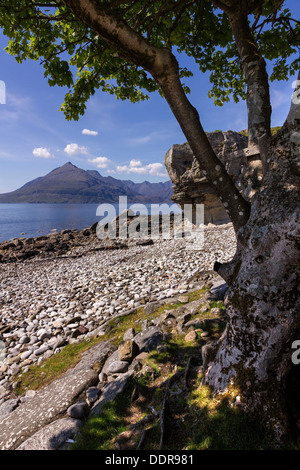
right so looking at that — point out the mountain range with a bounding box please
[0,162,173,204]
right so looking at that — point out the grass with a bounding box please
[13,284,277,450]
[14,287,207,395]
[10,279,300,451]
[14,338,100,395]
[71,379,137,450]
[69,331,271,451]
[185,377,270,450]
[239,126,282,137]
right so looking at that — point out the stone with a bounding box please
[200,303,210,313]
[164,131,262,225]
[123,328,135,341]
[107,361,129,374]
[178,295,189,303]
[144,300,164,315]
[16,418,82,450]
[0,398,19,422]
[86,387,100,406]
[0,368,97,450]
[34,345,49,356]
[70,340,115,373]
[133,326,163,353]
[90,372,133,417]
[67,401,89,419]
[184,330,198,342]
[209,280,228,300]
[177,313,192,324]
[0,364,8,373]
[19,335,30,345]
[52,319,63,329]
[118,340,139,362]
[20,350,32,361]
[5,356,20,365]
[133,352,149,363]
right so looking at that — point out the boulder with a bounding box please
[0,368,98,450]
[164,131,262,225]
[118,340,139,362]
[133,326,163,353]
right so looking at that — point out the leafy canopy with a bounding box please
[0,0,299,120]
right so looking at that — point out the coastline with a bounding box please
[0,221,235,449]
[0,222,236,383]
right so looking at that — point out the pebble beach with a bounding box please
[0,222,236,388]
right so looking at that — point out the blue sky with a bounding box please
[0,1,299,193]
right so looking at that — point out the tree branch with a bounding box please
[61,0,250,233]
[213,0,272,173]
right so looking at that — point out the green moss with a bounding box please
[14,337,101,395]
[13,287,211,395]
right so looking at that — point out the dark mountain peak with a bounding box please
[0,162,173,204]
[58,162,79,170]
[64,162,78,168]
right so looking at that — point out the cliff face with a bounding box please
[164,131,262,225]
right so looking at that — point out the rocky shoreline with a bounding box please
[0,221,235,381]
[0,220,236,449]
[0,276,227,450]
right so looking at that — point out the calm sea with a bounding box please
[0,203,181,243]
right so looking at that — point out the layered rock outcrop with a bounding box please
[164,131,262,225]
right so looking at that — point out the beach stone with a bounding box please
[19,335,30,345]
[34,345,49,356]
[0,364,8,374]
[0,398,19,422]
[86,387,100,406]
[52,319,63,329]
[0,368,97,450]
[118,340,139,362]
[133,326,163,353]
[184,330,198,342]
[67,401,89,419]
[123,328,135,341]
[107,361,129,374]
[20,350,32,361]
[16,418,82,450]
[90,371,133,417]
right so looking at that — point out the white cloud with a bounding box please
[116,159,168,177]
[64,143,88,155]
[82,128,98,136]
[129,159,142,167]
[88,156,111,168]
[147,163,168,176]
[32,147,55,159]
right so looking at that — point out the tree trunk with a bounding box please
[205,115,300,442]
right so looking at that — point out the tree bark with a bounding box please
[204,108,300,441]
[212,0,272,165]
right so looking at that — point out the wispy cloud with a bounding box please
[0,92,33,123]
[64,143,88,155]
[33,147,55,159]
[127,135,151,145]
[82,128,98,136]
